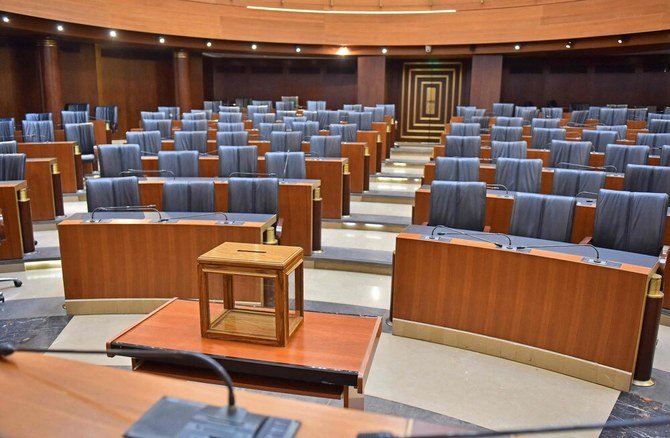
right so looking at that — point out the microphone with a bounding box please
[485,184,510,196]
[576,190,598,200]
[556,162,618,173]
[0,342,235,407]
[165,211,231,223]
[229,172,277,178]
[281,154,291,181]
[121,169,176,179]
[429,224,511,248]
[513,242,606,264]
[89,205,165,222]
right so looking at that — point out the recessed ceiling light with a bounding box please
[514,44,521,50]
[2,16,10,23]
[337,46,349,56]
[158,36,165,44]
[565,41,572,49]
[56,24,64,32]
[617,38,624,44]
[109,30,117,38]
[381,47,388,54]
[295,46,301,53]
[251,43,258,50]
[206,41,212,47]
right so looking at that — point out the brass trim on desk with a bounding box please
[344,162,350,174]
[264,228,278,245]
[18,188,29,202]
[313,187,321,201]
[51,162,60,175]
[648,273,663,299]
[73,143,81,155]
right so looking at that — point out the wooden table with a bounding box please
[0,181,33,260]
[18,141,82,193]
[108,299,382,410]
[137,177,319,255]
[1,352,427,437]
[392,226,659,391]
[58,212,275,313]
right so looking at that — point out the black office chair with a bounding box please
[0,207,22,303]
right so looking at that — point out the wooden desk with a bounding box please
[108,299,382,410]
[358,131,380,174]
[58,212,275,311]
[392,227,658,391]
[300,141,368,194]
[1,352,418,437]
[137,177,318,255]
[0,181,31,260]
[25,158,62,221]
[18,141,81,193]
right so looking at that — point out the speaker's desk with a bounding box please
[58,212,275,314]
[108,299,381,410]
[136,177,319,255]
[411,186,670,247]
[392,225,659,391]
[1,352,438,437]
[141,155,347,220]
[18,141,82,193]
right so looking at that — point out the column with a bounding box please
[174,50,192,112]
[39,38,63,126]
[469,55,503,110]
[357,56,386,106]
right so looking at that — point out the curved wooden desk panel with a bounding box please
[0,181,28,260]
[25,158,57,221]
[392,231,655,390]
[58,214,273,304]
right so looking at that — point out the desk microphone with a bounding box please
[429,225,511,248]
[89,205,165,222]
[0,342,301,437]
[513,242,605,264]
[557,162,618,173]
[485,184,509,196]
[121,169,176,179]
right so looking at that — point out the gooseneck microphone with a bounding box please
[514,242,602,262]
[429,224,512,248]
[89,205,165,222]
[0,342,236,407]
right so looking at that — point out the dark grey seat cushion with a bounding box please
[270,131,302,152]
[218,146,258,177]
[126,131,162,155]
[216,131,248,147]
[174,131,208,154]
[228,177,279,214]
[98,144,142,178]
[158,151,199,177]
[428,181,487,231]
[495,158,543,193]
[490,126,522,142]
[624,164,670,196]
[581,130,617,153]
[593,189,669,256]
[162,180,214,212]
[490,141,527,162]
[509,193,576,242]
[309,135,342,158]
[0,141,18,154]
[434,157,479,182]
[604,144,650,173]
[86,176,140,211]
[265,152,306,179]
[552,169,606,197]
[445,136,481,157]
[549,140,592,168]
[450,123,480,136]
[531,128,566,149]
[0,153,26,180]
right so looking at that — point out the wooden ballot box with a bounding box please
[198,242,304,346]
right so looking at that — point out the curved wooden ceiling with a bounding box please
[1,0,669,46]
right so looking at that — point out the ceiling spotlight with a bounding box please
[206,41,212,47]
[251,43,258,50]
[514,44,521,50]
[381,47,388,54]
[109,30,117,38]
[158,36,165,44]
[337,46,349,56]
[295,46,301,53]
[56,24,65,32]
[617,38,624,44]
[2,16,10,23]
[565,41,572,49]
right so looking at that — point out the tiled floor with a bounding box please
[321,228,397,251]
[350,201,412,217]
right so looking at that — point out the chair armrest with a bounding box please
[483,225,491,233]
[579,236,592,245]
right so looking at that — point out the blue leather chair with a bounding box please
[218,146,257,177]
[509,193,575,242]
[428,181,487,231]
[444,136,481,157]
[434,157,479,182]
[216,131,248,147]
[265,152,306,179]
[86,176,140,211]
[98,144,142,178]
[309,135,342,158]
[174,131,208,154]
[126,131,162,155]
[490,141,527,162]
[552,169,605,197]
[162,181,214,212]
[157,150,200,177]
[495,158,543,193]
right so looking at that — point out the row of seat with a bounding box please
[434,156,670,196]
[428,181,668,257]
[86,176,280,216]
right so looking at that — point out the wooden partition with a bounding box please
[18,142,81,193]
[25,158,58,221]
[0,181,29,260]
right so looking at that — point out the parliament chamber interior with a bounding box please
[1,0,670,436]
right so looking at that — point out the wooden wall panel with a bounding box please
[209,57,357,109]
[59,42,99,110]
[501,55,670,108]
[357,56,385,106]
[0,38,41,121]
[99,49,175,135]
[469,55,502,110]
[2,0,669,46]
[189,53,204,108]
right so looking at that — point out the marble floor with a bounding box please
[3,181,670,436]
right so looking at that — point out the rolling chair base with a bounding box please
[0,279,23,303]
